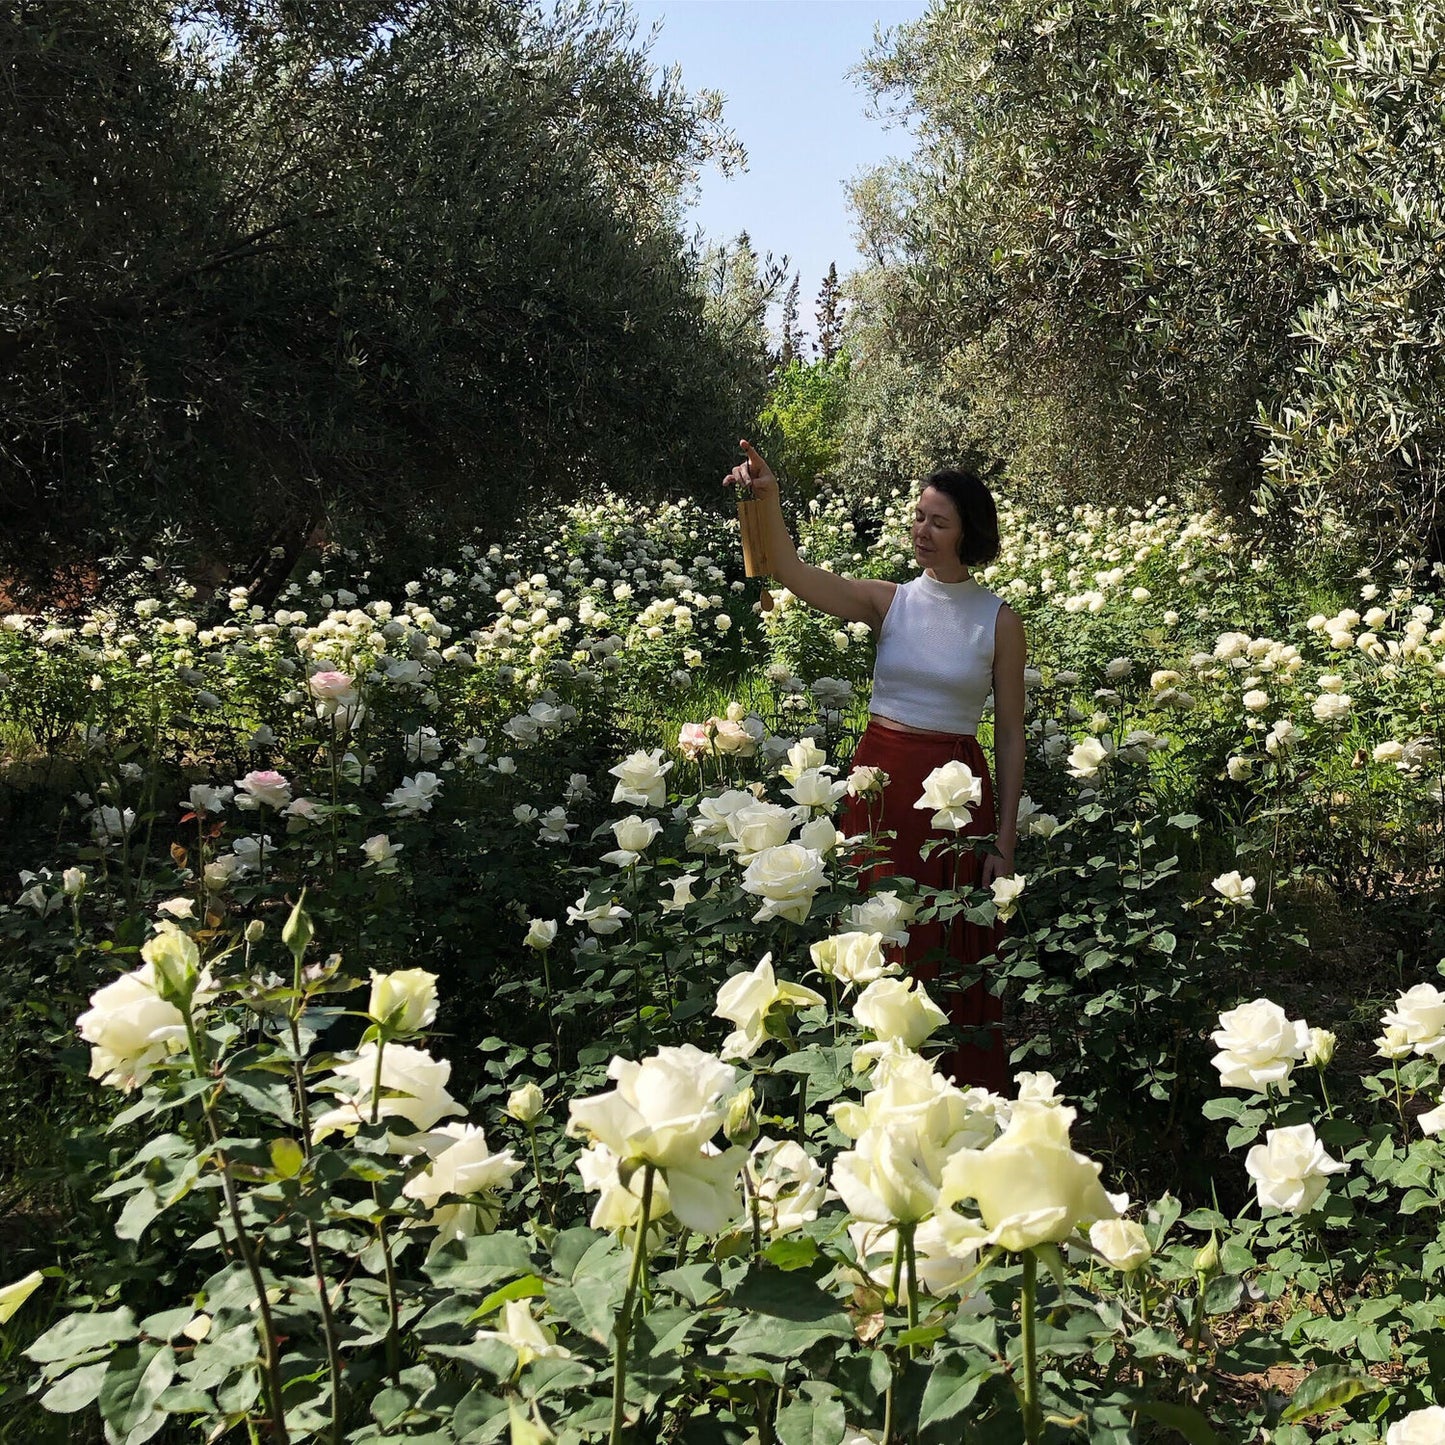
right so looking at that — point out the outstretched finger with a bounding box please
[738,438,766,475]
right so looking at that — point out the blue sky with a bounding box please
[629,0,929,341]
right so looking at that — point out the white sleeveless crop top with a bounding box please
[870,574,1004,734]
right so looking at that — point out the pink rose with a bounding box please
[235,769,293,810]
[678,722,712,760]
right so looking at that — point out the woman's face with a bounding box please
[912,486,964,568]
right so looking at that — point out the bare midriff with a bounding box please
[869,712,964,737]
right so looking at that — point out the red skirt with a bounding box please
[839,719,1008,1093]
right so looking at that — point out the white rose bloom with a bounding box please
[1312,692,1353,723]
[1226,755,1254,781]
[188,783,233,814]
[1241,689,1270,712]
[1376,1023,1414,1060]
[312,1043,463,1145]
[741,843,828,925]
[1029,813,1061,839]
[778,737,827,783]
[1304,1027,1336,1068]
[506,1082,546,1124]
[608,747,673,809]
[368,968,439,1034]
[0,1270,44,1325]
[567,1045,746,1233]
[847,764,889,798]
[1265,719,1299,754]
[473,1299,571,1367]
[713,954,824,1060]
[913,760,984,832]
[403,1121,523,1240]
[690,788,756,848]
[1381,983,1445,1058]
[810,931,896,987]
[1244,1124,1347,1214]
[575,1139,673,1232]
[845,891,915,946]
[1374,741,1406,764]
[853,977,947,1051]
[746,1137,828,1236]
[1386,1408,1445,1445]
[384,771,443,816]
[785,768,849,811]
[660,873,700,914]
[990,875,1026,921]
[1417,1103,1445,1137]
[725,801,799,862]
[1210,999,1310,1093]
[77,963,195,1090]
[797,815,843,854]
[601,814,663,868]
[1014,1072,1062,1106]
[939,1102,1120,1251]
[1211,871,1256,907]
[1066,736,1114,781]
[565,894,632,935]
[1089,1218,1153,1271]
[524,918,558,949]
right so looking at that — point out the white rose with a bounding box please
[1304,1027,1336,1068]
[713,954,824,1060]
[741,844,828,925]
[725,801,799,861]
[524,918,558,949]
[506,1082,545,1124]
[853,977,947,1051]
[810,931,896,987]
[660,873,700,913]
[778,738,827,783]
[0,1269,44,1324]
[1226,756,1254,781]
[368,968,439,1034]
[690,788,756,848]
[1312,692,1353,723]
[76,963,192,1090]
[746,1137,827,1236]
[361,833,402,865]
[990,874,1026,921]
[473,1299,571,1367]
[1417,1103,1445,1137]
[939,1103,1120,1251]
[1244,1124,1347,1214]
[312,1043,463,1145]
[1241,690,1270,712]
[847,765,888,797]
[565,894,631,935]
[1066,736,1113,781]
[567,1045,746,1233]
[913,760,983,832]
[785,768,849,811]
[1374,741,1406,764]
[1386,1408,1445,1445]
[608,748,672,809]
[797,815,842,854]
[1210,999,1310,1093]
[845,890,916,946]
[601,814,663,867]
[403,1122,522,1217]
[1382,983,1445,1058]
[1089,1218,1153,1272]
[1210,871,1256,907]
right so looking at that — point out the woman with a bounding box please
[724,439,1025,1091]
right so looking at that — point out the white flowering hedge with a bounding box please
[3,487,1445,1440]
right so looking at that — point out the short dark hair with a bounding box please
[921,468,1000,566]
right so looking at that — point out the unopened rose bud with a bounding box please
[368,968,439,1035]
[524,918,558,950]
[724,1085,758,1147]
[244,919,265,943]
[506,1082,545,1125]
[142,928,201,1008]
[62,867,87,897]
[1305,1027,1336,1069]
[1193,1235,1220,1280]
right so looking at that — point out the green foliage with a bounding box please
[849,0,1445,554]
[1,0,766,596]
[757,355,852,489]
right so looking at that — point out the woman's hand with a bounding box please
[723,439,777,500]
[981,844,1016,889]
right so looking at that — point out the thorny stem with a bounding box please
[609,1164,656,1445]
[1021,1250,1041,1445]
[183,1013,292,1444]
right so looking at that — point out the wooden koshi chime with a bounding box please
[736,493,775,611]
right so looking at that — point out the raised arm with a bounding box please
[723,440,895,631]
